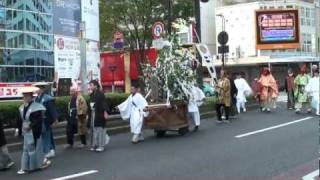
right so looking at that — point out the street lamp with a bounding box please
[216,14,227,68]
[108,65,117,93]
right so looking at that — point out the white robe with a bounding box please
[118,93,148,134]
[188,86,205,113]
[188,86,205,126]
[234,78,252,103]
[305,76,319,114]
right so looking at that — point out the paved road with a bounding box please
[1,102,318,180]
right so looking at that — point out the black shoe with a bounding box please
[193,126,199,132]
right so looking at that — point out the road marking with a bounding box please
[302,169,319,180]
[235,117,314,138]
[51,170,98,180]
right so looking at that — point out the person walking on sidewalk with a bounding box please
[258,68,278,112]
[66,86,88,148]
[17,87,51,175]
[34,82,58,159]
[215,70,231,123]
[0,120,14,170]
[284,68,295,110]
[88,80,110,152]
[294,65,311,114]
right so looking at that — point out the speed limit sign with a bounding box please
[152,21,165,39]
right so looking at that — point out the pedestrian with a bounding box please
[0,120,14,170]
[215,69,231,123]
[34,82,58,159]
[234,73,252,113]
[258,68,278,112]
[284,68,295,110]
[188,84,205,132]
[294,65,311,114]
[17,87,51,175]
[305,69,319,115]
[88,80,109,152]
[251,77,262,110]
[229,73,238,118]
[118,83,148,144]
[66,86,88,148]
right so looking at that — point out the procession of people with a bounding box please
[0,63,319,175]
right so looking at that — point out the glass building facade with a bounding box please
[0,0,54,82]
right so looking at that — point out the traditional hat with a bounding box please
[33,82,49,88]
[21,86,39,94]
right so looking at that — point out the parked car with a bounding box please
[203,83,215,97]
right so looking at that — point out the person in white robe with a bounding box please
[305,69,319,115]
[118,85,148,144]
[188,85,205,132]
[234,74,252,113]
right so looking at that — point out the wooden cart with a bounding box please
[144,102,189,137]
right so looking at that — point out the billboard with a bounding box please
[54,36,81,80]
[53,0,81,37]
[81,0,100,41]
[255,9,300,50]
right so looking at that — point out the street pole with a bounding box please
[167,0,172,35]
[217,14,226,69]
[195,0,203,87]
[79,21,88,93]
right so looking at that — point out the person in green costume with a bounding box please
[294,65,311,113]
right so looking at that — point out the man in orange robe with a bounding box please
[258,68,279,112]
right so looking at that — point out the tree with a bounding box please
[99,0,194,79]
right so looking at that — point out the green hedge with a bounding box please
[0,94,219,128]
[0,93,129,128]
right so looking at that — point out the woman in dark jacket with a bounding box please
[0,121,14,170]
[88,80,110,152]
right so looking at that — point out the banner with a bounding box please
[54,36,81,79]
[53,0,81,37]
[0,83,33,99]
[86,41,100,81]
[81,0,100,41]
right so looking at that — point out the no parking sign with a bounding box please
[152,21,165,39]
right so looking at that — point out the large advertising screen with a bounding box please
[255,9,300,50]
[53,0,81,37]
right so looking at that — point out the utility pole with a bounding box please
[195,0,204,87]
[167,0,172,35]
[79,21,88,93]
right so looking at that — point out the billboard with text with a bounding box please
[255,9,300,50]
[53,0,81,37]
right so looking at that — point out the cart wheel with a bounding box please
[178,127,189,136]
[155,130,166,138]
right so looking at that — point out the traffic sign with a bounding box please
[218,45,229,54]
[218,31,229,45]
[152,21,165,39]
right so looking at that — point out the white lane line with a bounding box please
[302,169,319,180]
[235,117,314,138]
[51,170,98,180]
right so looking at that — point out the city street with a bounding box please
[0,102,318,180]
